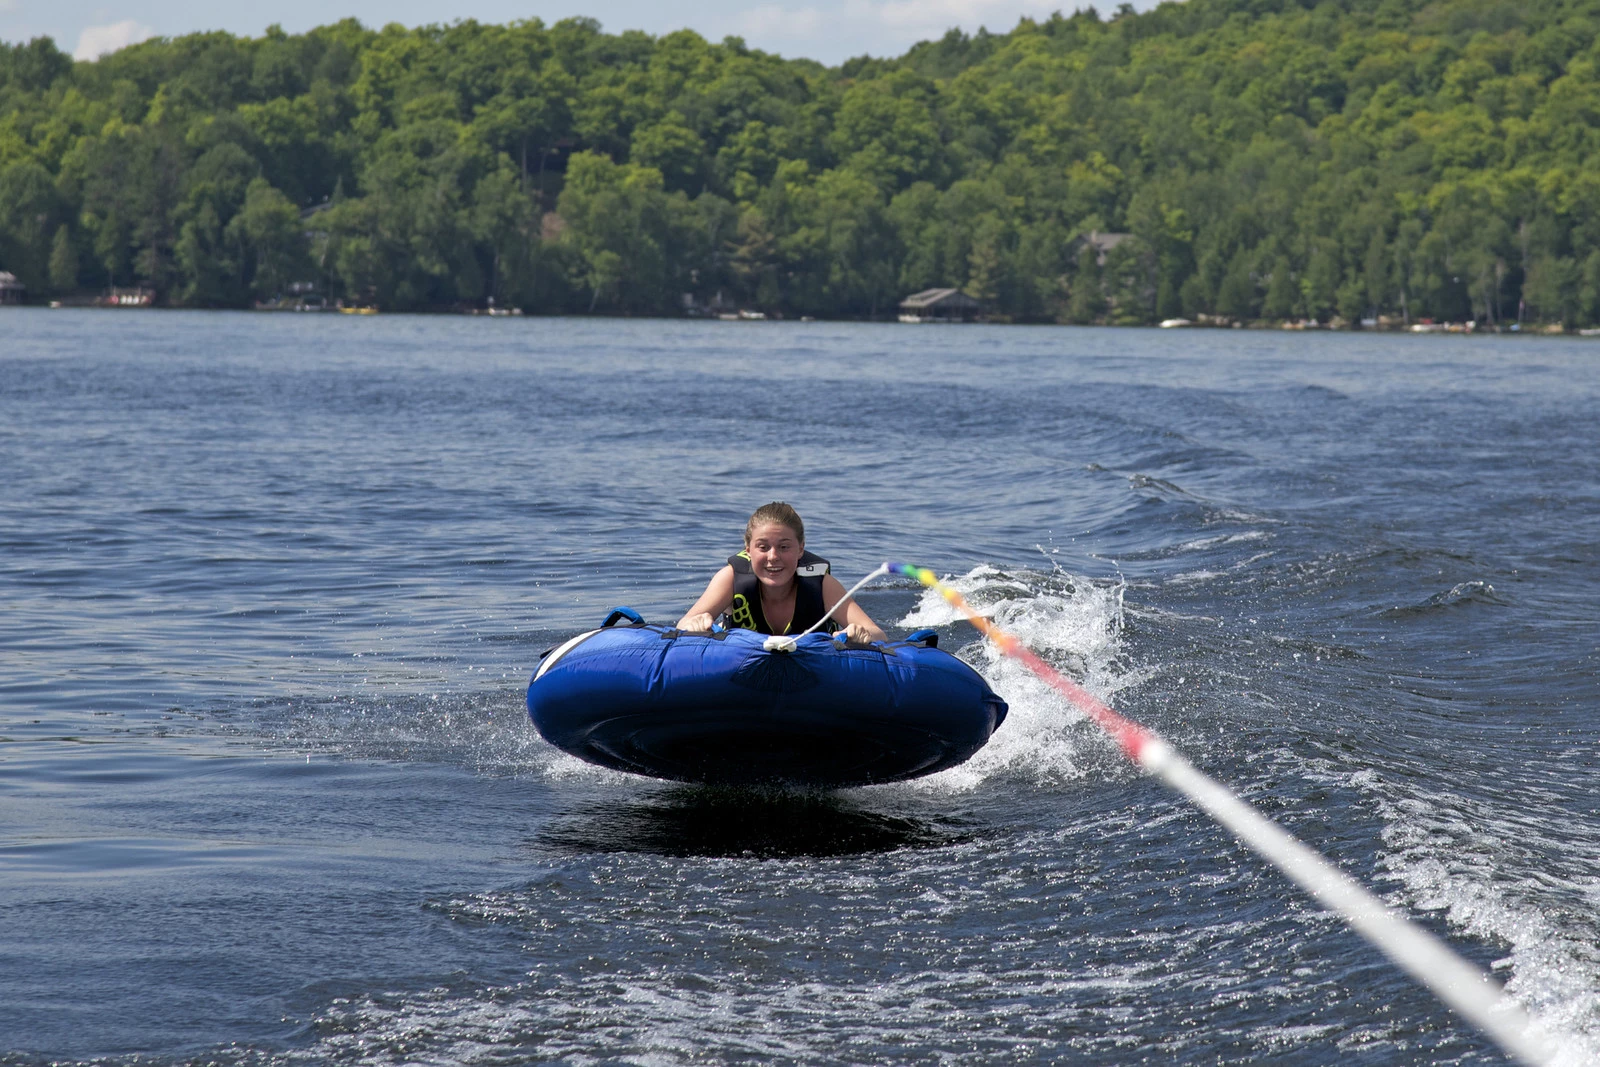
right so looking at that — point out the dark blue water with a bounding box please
[2,310,1596,1065]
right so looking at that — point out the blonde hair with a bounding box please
[744,502,804,545]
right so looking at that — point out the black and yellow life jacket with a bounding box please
[724,550,836,635]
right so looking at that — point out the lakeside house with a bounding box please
[0,271,24,305]
[899,288,985,323]
[1069,231,1131,267]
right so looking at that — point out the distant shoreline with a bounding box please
[9,303,1595,337]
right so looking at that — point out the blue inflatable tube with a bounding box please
[527,615,1008,788]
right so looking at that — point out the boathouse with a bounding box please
[0,271,24,305]
[898,288,985,323]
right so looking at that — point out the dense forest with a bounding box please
[2,0,1600,324]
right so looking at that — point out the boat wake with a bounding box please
[896,565,1600,1063]
[1340,766,1600,1064]
[894,564,1150,792]
[221,689,581,780]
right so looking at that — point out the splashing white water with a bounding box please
[897,565,1153,792]
[1283,759,1600,1065]
[1369,781,1600,1064]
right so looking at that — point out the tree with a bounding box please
[1216,250,1256,320]
[555,150,699,314]
[1523,255,1576,325]
[228,178,310,299]
[1362,229,1388,315]
[828,72,944,192]
[630,112,706,194]
[730,207,780,307]
[963,215,1005,305]
[1067,245,1106,323]
[1104,237,1155,324]
[804,166,901,317]
[174,142,263,305]
[68,125,186,297]
[1301,240,1340,321]
[1263,255,1298,320]
[48,225,77,292]
[0,161,61,288]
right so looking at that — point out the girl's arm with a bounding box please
[677,565,735,631]
[821,573,888,644]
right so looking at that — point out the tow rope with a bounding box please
[882,561,1552,1066]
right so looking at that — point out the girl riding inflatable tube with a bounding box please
[527,613,1008,788]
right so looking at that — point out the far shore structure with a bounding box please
[898,288,986,323]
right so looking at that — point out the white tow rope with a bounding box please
[849,561,1558,1066]
[1140,738,1552,1065]
[762,563,889,653]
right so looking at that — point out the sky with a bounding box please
[0,0,1157,67]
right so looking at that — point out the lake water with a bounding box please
[1,310,1596,1065]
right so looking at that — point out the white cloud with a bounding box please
[859,0,1058,33]
[73,19,155,62]
[729,0,1071,60]
[0,0,21,15]
[733,4,828,39]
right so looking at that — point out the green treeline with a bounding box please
[3,0,1600,323]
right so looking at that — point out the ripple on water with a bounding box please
[2,317,1597,1064]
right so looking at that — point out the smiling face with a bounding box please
[745,522,803,590]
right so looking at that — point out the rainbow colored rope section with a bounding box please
[883,560,1553,1067]
[887,561,1154,764]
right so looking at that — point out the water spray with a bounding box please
[880,561,1554,1066]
